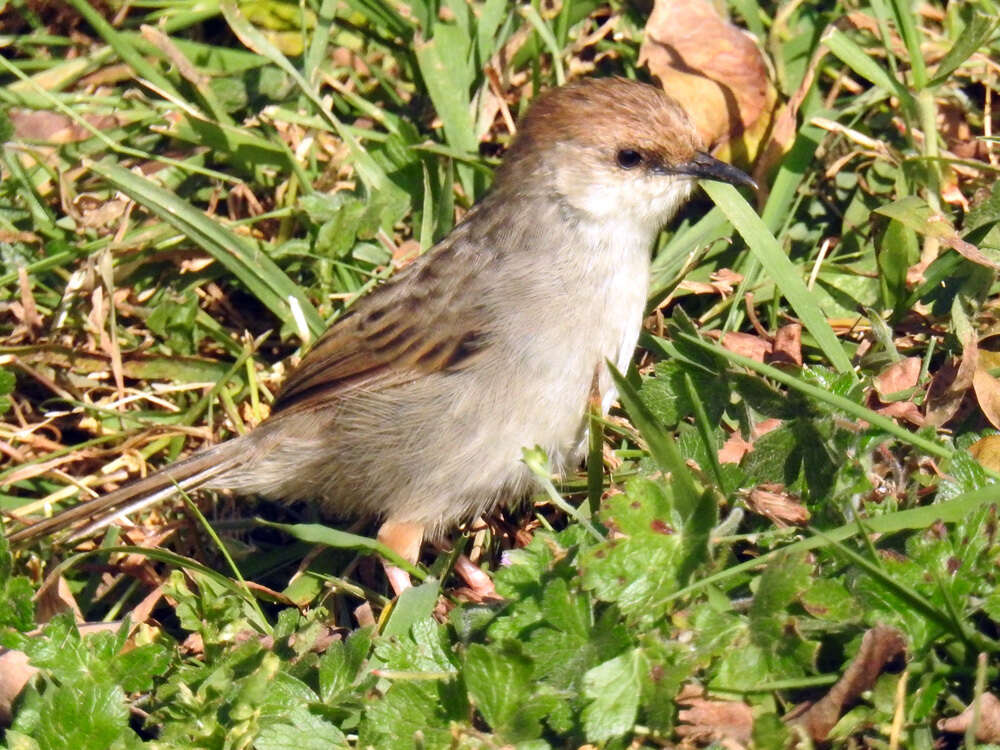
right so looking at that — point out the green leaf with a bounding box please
[582,649,642,743]
[608,363,700,519]
[464,641,538,738]
[318,627,373,704]
[414,24,477,155]
[359,680,464,750]
[748,553,813,645]
[640,360,729,427]
[255,707,347,749]
[581,479,687,620]
[0,535,33,631]
[381,579,441,639]
[19,680,138,750]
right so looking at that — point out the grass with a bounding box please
[1,0,1000,748]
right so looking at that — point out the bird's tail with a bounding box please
[6,440,249,545]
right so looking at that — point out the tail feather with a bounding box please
[7,441,247,545]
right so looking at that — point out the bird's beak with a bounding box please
[679,151,757,190]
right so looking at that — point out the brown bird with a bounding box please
[7,77,754,593]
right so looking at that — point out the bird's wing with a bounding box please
[271,242,492,416]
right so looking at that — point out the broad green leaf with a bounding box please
[582,649,642,743]
[464,641,538,738]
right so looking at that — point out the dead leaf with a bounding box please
[970,435,1000,472]
[745,484,810,526]
[719,418,782,464]
[874,357,921,399]
[676,684,753,746]
[973,365,1000,430]
[9,109,120,144]
[876,400,925,427]
[75,197,130,230]
[790,625,905,740]
[678,279,723,295]
[34,576,83,624]
[719,331,772,362]
[938,692,1000,742]
[768,323,802,367]
[719,431,753,464]
[639,0,771,154]
[0,648,34,725]
[392,239,421,268]
[925,337,978,427]
[16,266,43,338]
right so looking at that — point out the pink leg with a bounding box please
[377,521,424,596]
[454,554,496,597]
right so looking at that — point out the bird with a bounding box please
[7,76,754,594]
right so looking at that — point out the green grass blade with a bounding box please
[88,159,324,340]
[258,520,425,580]
[928,12,999,87]
[671,331,953,461]
[219,0,398,201]
[662,482,1000,606]
[607,362,700,520]
[700,180,854,375]
[822,28,916,113]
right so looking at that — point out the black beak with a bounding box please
[679,151,757,190]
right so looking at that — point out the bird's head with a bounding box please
[497,77,755,237]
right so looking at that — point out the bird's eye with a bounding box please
[616,149,643,169]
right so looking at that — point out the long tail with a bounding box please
[7,440,249,545]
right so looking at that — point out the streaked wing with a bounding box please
[272,243,491,415]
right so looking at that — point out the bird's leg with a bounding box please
[376,520,424,596]
[453,554,496,598]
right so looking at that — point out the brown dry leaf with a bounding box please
[711,268,744,294]
[639,0,772,154]
[680,268,745,297]
[34,575,84,624]
[0,647,34,724]
[745,484,810,526]
[354,601,376,628]
[719,331,772,361]
[9,109,121,143]
[678,279,722,295]
[876,400,925,427]
[970,435,1000,472]
[392,239,421,268]
[874,357,921,399]
[768,323,802,367]
[790,625,905,741]
[719,417,782,464]
[973,364,1000,430]
[75,197,130,230]
[676,684,753,746]
[938,692,1000,742]
[941,177,971,211]
[719,431,753,464]
[925,337,978,427]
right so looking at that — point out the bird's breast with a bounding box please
[481,227,653,465]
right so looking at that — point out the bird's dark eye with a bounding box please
[616,149,643,169]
